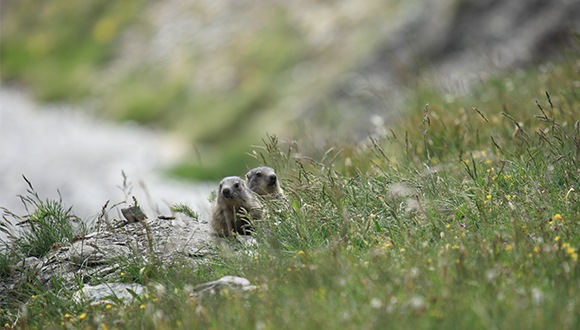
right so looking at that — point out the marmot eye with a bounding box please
[234,183,239,189]
[256,172,262,177]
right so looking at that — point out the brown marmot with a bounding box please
[210,176,262,236]
[245,166,284,197]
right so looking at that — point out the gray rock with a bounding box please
[73,283,147,305]
[191,276,257,297]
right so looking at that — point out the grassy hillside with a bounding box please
[1,49,579,329]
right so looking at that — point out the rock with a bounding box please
[121,206,147,223]
[191,276,257,297]
[15,256,40,271]
[73,283,147,305]
[1,209,260,306]
[68,241,131,266]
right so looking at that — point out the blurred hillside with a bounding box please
[2,0,579,179]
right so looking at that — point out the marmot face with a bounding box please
[246,166,281,196]
[218,176,249,205]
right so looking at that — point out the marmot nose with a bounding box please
[269,175,277,186]
[222,187,232,198]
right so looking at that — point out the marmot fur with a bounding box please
[211,176,262,236]
[245,166,284,197]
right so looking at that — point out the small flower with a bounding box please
[121,272,125,276]
[572,253,578,262]
[505,245,512,250]
[364,261,369,265]
[64,314,70,318]
[460,223,466,228]
[298,251,304,254]
[486,195,491,199]
[567,247,575,255]
[528,253,532,258]
[485,160,492,164]
[554,214,562,220]
[101,324,109,330]
[79,313,86,319]
[452,245,459,249]
[400,248,405,252]
[563,243,570,248]
[446,224,450,229]
[534,246,540,253]
[428,259,432,263]
[140,304,146,309]
[5,324,9,327]
[106,304,112,309]
[555,236,561,242]
[287,268,292,272]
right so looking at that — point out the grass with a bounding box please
[1,51,580,329]
[0,177,87,263]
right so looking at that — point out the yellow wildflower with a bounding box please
[554,214,562,220]
[79,313,86,319]
[555,236,561,242]
[140,304,146,309]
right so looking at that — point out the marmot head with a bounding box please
[218,176,249,203]
[245,166,280,196]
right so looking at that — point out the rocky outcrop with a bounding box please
[1,212,215,300]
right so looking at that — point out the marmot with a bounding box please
[245,166,284,197]
[211,176,262,236]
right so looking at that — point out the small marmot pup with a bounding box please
[245,166,284,197]
[211,176,262,236]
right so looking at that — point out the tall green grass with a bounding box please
[0,177,87,273]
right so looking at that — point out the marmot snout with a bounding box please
[246,166,284,197]
[211,176,262,236]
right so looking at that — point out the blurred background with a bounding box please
[1,0,579,219]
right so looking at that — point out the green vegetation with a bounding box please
[2,49,580,329]
[1,1,407,180]
[0,0,144,100]
[0,177,87,262]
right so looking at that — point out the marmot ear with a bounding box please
[245,173,251,180]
